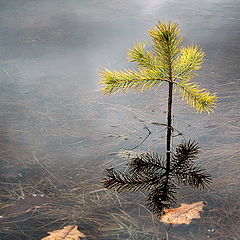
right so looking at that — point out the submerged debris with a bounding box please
[5,194,52,217]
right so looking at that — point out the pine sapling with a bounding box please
[99,21,217,215]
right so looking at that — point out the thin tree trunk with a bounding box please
[166,81,173,172]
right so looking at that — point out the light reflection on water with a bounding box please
[0,0,239,239]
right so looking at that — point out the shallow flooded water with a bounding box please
[0,0,239,239]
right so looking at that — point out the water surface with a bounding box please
[0,0,239,239]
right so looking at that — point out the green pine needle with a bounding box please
[149,21,182,67]
[175,79,218,114]
[128,42,159,70]
[99,68,166,95]
[173,45,205,79]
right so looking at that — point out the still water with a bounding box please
[0,0,239,239]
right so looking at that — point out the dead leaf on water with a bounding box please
[41,225,86,240]
[160,201,206,224]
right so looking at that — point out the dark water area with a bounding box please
[0,0,239,239]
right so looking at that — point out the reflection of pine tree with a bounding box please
[99,21,217,216]
[103,140,211,216]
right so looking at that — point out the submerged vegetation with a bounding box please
[99,21,217,215]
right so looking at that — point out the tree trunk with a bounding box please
[166,81,173,172]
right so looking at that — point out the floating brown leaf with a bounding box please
[41,225,86,240]
[160,201,206,224]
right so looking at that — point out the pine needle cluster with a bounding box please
[99,21,217,114]
[102,140,211,216]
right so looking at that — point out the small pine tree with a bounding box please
[99,21,217,215]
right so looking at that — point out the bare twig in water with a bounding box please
[151,122,184,139]
[130,117,151,150]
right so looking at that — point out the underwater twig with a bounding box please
[129,116,152,150]
[130,120,151,150]
[151,122,184,138]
